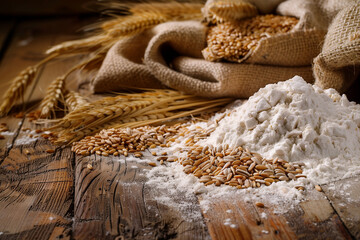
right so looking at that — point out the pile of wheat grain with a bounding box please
[72,124,185,157]
[202,14,299,63]
[178,144,306,189]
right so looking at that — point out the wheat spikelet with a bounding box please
[39,76,67,118]
[130,2,204,21]
[55,100,155,131]
[105,2,203,37]
[203,0,258,24]
[106,12,168,38]
[65,89,179,116]
[0,66,38,117]
[46,35,109,56]
[65,91,89,112]
[49,90,233,145]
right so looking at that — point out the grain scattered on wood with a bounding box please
[315,185,322,192]
[148,162,157,167]
[71,124,184,157]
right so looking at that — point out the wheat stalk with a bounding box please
[49,89,233,144]
[46,35,110,56]
[65,91,89,112]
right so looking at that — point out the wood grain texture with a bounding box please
[73,153,209,240]
[0,118,74,239]
[322,177,360,239]
[201,187,353,240]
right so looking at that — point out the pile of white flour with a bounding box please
[144,76,360,215]
[202,76,360,184]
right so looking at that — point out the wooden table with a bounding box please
[0,17,359,240]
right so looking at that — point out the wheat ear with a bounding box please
[39,76,67,118]
[0,66,38,117]
[0,54,59,117]
[65,91,89,112]
[45,35,109,56]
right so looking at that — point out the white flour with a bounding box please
[202,76,360,184]
[144,76,360,215]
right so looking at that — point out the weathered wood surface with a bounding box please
[0,17,86,240]
[73,153,209,240]
[0,15,360,240]
[322,178,360,239]
[0,122,74,239]
[201,187,353,240]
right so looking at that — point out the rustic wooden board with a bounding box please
[73,153,209,239]
[0,117,74,239]
[322,176,360,239]
[201,187,353,240]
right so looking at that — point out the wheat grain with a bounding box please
[40,76,67,118]
[203,0,258,24]
[203,14,299,63]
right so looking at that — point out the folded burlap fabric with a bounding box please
[92,0,359,98]
[313,2,360,92]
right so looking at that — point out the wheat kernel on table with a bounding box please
[315,185,322,192]
[255,202,265,208]
[87,163,93,170]
[148,162,157,167]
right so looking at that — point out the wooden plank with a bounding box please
[321,177,360,239]
[201,187,352,239]
[0,17,88,239]
[0,117,74,239]
[0,17,94,114]
[73,153,209,239]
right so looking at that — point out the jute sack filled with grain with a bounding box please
[92,0,357,98]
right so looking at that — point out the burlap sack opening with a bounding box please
[92,0,359,98]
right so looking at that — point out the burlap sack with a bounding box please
[92,0,358,97]
[313,2,360,92]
